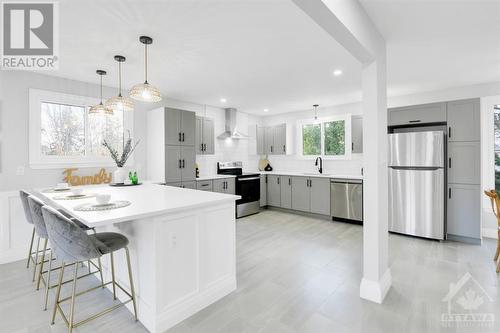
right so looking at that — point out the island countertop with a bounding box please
[37,183,240,228]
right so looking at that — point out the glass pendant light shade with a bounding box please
[105,55,134,112]
[130,36,162,102]
[89,70,114,115]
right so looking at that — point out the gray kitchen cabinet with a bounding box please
[447,99,480,142]
[165,145,182,183]
[182,181,196,189]
[447,184,481,241]
[264,127,274,154]
[280,175,292,209]
[309,177,331,215]
[274,124,287,155]
[388,102,446,126]
[165,108,196,146]
[181,146,196,181]
[196,180,213,191]
[267,175,281,207]
[213,178,235,194]
[291,176,310,212]
[195,116,215,155]
[351,116,363,154]
[256,127,265,155]
[448,142,480,185]
[260,175,267,206]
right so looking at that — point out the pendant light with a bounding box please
[105,55,134,112]
[89,70,113,115]
[130,36,162,102]
[313,104,319,120]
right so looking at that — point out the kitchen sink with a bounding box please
[302,173,331,176]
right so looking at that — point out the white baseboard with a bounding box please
[359,268,392,304]
[482,227,498,239]
[0,248,26,265]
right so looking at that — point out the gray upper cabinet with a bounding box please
[256,127,265,155]
[280,176,292,209]
[181,111,196,146]
[264,127,274,154]
[447,184,480,240]
[195,116,215,155]
[260,175,267,206]
[165,145,182,183]
[291,176,310,212]
[351,116,363,154]
[165,108,195,146]
[274,124,287,155]
[388,102,446,126]
[448,142,480,185]
[309,177,330,215]
[447,99,480,142]
[267,175,281,207]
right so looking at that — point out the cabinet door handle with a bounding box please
[179,132,182,142]
[448,157,451,169]
[283,145,286,153]
[182,133,185,142]
[271,146,273,153]
[178,159,182,168]
[182,159,185,168]
[223,181,226,190]
[204,143,207,151]
[200,143,204,152]
[306,179,309,187]
[409,120,421,123]
[277,177,280,185]
[449,188,451,199]
[309,179,312,187]
[448,127,451,139]
[288,178,291,186]
[352,142,354,151]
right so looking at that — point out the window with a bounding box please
[297,115,351,159]
[29,89,133,168]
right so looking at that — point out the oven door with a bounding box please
[236,176,260,204]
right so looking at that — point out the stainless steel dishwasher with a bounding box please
[330,178,363,223]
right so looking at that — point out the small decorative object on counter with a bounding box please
[195,163,200,178]
[132,171,139,185]
[103,130,140,184]
[264,163,273,171]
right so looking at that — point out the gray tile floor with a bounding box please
[1,209,499,332]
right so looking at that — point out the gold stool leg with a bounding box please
[97,257,105,288]
[51,261,65,325]
[36,238,48,290]
[125,247,138,321]
[32,237,41,282]
[26,227,35,268]
[68,263,79,333]
[110,252,117,300]
[44,251,54,310]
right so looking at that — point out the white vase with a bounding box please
[113,167,127,184]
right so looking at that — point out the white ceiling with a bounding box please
[54,0,361,115]
[360,0,500,97]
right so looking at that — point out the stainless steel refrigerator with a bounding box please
[388,130,445,240]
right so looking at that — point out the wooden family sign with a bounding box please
[63,168,112,186]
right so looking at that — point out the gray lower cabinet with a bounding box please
[165,145,182,183]
[267,175,281,207]
[181,146,196,181]
[388,102,446,126]
[448,142,480,185]
[196,180,213,191]
[291,176,310,212]
[447,99,480,142]
[260,175,267,206]
[213,178,235,194]
[352,116,363,154]
[195,116,215,155]
[280,176,292,209]
[309,177,331,215]
[447,184,481,240]
[167,181,196,189]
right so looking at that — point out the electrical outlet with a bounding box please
[16,165,25,176]
[170,233,177,249]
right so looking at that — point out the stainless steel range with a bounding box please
[217,161,260,218]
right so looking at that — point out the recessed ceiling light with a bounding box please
[263,108,269,112]
[333,69,343,76]
[220,98,227,103]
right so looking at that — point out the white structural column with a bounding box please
[292,0,391,303]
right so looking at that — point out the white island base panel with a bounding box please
[97,201,237,333]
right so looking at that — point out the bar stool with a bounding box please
[41,205,138,333]
[19,190,39,277]
[27,195,104,311]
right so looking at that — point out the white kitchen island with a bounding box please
[38,183,239,333]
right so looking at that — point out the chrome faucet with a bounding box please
[314,156,323,174]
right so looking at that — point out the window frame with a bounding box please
[296,114,352,160]
[29,89,134,169]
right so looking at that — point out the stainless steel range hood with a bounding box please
[217,108,248,140]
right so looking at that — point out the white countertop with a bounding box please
[37,183,240,227]
[196,174,237,181]
[257,171,363,180]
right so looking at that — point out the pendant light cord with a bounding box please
[118,61,122,97]
[144,43,148,84]
[100,74,103,104]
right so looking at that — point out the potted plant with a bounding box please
[102,130,140,184]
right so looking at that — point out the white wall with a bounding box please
[261,102,363,175]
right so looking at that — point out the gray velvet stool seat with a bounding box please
[41,205,138,333]
[26,195,104,311]
[19,190,40,274]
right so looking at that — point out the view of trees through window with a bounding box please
[495,106,500,192]
[41,102,124,157]
[301,119,346,157]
